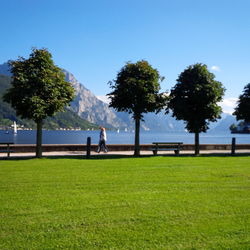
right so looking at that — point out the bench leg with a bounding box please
[153,150,157,156]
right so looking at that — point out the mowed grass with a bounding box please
[0,156,249,249]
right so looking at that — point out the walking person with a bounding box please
[97,127,108,153]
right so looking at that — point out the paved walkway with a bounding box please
[1,149,250,158]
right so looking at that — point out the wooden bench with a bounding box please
[151,142,183,155]
[0,143,14,157]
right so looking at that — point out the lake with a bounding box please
[1,130,250,144]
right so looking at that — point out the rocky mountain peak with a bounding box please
[61,69,128,129]
[0,62,12,76]
[0,62,234,132]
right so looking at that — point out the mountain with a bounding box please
[63,69,130,130]
[0,74,98,130]
[142,111,186,132]
[0,62,11,76]
[209,113,237,132]
[62,69,189,131]
[0,62,235,132]
[0,62,128,130]
[141,112,235,133]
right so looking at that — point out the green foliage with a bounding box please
[0,74,28,126]
[108,60,167,155]
[230,121,250,133]
[3,48,75,122]
[0,74,97,130]
[108,60,166,119]
[44,109,99,130]
[229,123,237,131]
[167,63,225,133]
[3,48,76,157]
[1,156,249,249]
[233,83,250,122]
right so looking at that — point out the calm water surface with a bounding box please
[1,130,250,144]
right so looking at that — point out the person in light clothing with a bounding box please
[97,127,108,153]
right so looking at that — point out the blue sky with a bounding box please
[1,0,250,113]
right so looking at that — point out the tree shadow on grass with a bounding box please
[1,154,134,161]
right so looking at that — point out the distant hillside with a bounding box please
[0,62,11,76]
[0,74,98,130]
[209,113,237,132]
[0,62,237,132]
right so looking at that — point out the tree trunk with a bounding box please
[194,131,200,156]
[134,116,140,156]
[36,120,43,158]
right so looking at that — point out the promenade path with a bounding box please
[1,149,250,158]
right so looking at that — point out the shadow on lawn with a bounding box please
[50,152,250,160]
[2,152,250,161]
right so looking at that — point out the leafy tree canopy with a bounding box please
[108,60,167,156]
[108,60,166,120]
[3,48,75,123]
[233,83,250,122]
[3,48,75,157]
[0,74,96,130]
[167,63,225,133]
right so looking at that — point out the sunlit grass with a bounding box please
[0,156,249,249]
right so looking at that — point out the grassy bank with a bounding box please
[0,156,249,249]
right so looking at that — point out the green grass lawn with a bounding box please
[0,156,249,249]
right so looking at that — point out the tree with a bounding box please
[108,60,167,156]
[229,123,237,132]
[233,83,250,122]
[166,63,225,155]
[3,48,75,157]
